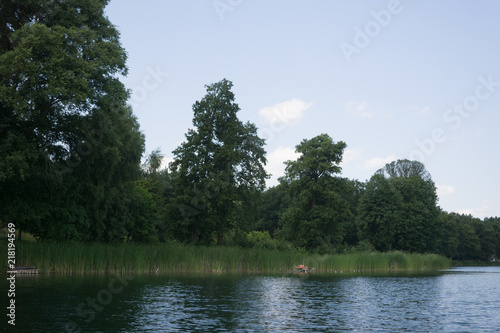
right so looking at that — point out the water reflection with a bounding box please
[130,274,447,332]
[2,267,500,332]
[238,277,297,331]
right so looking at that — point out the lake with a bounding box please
[2,266,499,332]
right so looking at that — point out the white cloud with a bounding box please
[342,148,362,164]
[161,156,174,171]
[410,105,430,116]
[259,98,313,126]
[345,101,373,119]
[457,205,490,219]
[437,185,455,197]
[265,146,300,187]
[363,155,397,170]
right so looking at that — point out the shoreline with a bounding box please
[1,241,451,275]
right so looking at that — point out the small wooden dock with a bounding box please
[8,266,38,275]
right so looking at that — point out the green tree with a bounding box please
[393,175,441,253]
[356,174,403,251]
[456,216,481,260]
[125,184,159,243]
[377,159,431,180]
[440,211,460,259]
[338,178,365,247]
[143,148,164,176]
[279,134,351,251]
[0,0,144,241]
[376,160,441,253]
[136,149,174,242]
[74,104,144,242]
[484,217,500,260]
[255,184,291,238]
[470,218,495,261]
[169,79,268,245]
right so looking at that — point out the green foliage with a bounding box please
[357,174,402,251]
[283,133,345,183]
[125,184,159,243]
[255,184,290,237]
[377,159,431,181]
[142,148,164,176]
[358,160,440,253]
[338,179,365,246]
[392,174,440,253]
[0,1,494,258]
[485,217,500,260]
[279,134,351,250]
[169,79,268,245]
[440,211,460,259]
[440,212,498,261]
[0,0,144,242]
[137,149,174,242]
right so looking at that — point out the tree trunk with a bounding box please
[217,233,223,246]
[18,225,22,242]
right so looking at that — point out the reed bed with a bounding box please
[1,241,450,275]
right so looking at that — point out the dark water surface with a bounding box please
[2,266,499,332]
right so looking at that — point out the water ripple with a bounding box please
[4,268,500,332]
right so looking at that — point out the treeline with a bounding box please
[132,144,500,261]
[1,1,498,261]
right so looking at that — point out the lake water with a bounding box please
[2,266,499,332]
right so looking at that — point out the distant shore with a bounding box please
[1,241,450,275]
[451,260,500,267]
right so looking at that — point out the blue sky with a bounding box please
[105,0,500,219]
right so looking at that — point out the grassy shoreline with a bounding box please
[1,241,450,275]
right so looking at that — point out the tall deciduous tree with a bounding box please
[373,159,441,253]
[0,0,144,241]
[357,174,403,251]
[169,79,268,245]
[279,134,351,251]
[376,159,431,181]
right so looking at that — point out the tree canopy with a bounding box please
[169,79,268,245]
[357,159,440,253]
[0,0,144,242]
[279,134,351,251]
[1,2,497,260]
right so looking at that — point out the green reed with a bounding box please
[0,241,450,275]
